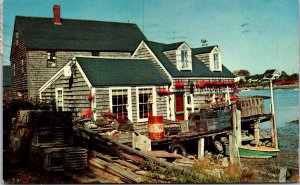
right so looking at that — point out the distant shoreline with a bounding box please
[239,84,299,90]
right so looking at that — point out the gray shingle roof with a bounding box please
[192,45,218,54]
[145,41,235,78]
[76,57,171,87]
[15,16,147,52]
[3,66,12,86]
[162,42,184,51]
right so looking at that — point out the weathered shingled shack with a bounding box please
[10,5,146,101]
[39,57,171,133]
[11,5,237,134]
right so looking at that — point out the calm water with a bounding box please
[239,88,299,151]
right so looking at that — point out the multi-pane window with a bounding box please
[47,51,57,67]
[214,53,219,70]
[138,88,153,120]
[55,88,63,111]
[177,49,191,70]
[112,89,128,119]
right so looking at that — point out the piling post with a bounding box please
[197,138,205,161]
[236,109,242,147]
[229,109,239,165]
[254,120,260,146]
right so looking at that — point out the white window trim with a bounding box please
[109,87,132,122]
[55,88,64,111]
[136,86,157,122]
[209,50,222,72]
[91,88,97,120]
[184,94,194,121]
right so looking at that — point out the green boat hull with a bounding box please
[225,146,279,159]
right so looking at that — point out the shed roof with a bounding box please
[3,66,12,86]
[15,16,147,52]
[76,57,171,87]
[144,41,235,78]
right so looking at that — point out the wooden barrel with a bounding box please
[148,116,164,140]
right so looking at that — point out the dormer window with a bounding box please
[213,53,219,69]
[210,47,222,71]
[47,51,57,67]
[181,50,188,68]
[176,48,192,71]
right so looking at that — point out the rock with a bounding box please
[135,170,148,176]
[171,177,177,181]
[265,142,272,147]
[159,174,166,180]
[214,140,224,152]
[260,131,271,139]
[219,157,229,167]
[204,151,212,159]
[220,137,229,144]
[216,154,224,159]
[204,169,224,178]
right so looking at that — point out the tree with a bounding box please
[234,69,250,77]
[290,73,299,78]
[278,71,288,80]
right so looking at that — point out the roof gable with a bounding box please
[15,16,147,52]
[76,57,171,87]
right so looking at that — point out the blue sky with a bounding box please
[2,0,299,75]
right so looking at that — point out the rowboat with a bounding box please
[226,145,279,159]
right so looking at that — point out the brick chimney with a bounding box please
[53,5,61,25]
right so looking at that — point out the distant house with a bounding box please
[263,69,281,80]
[39,57,171,133]
[10,5,146,102]
[3,66,12,102]
[235,76,246,82]
[132,41,236,121]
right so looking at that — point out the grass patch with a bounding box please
[142,159,259,183]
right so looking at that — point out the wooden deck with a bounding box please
[151,130,230,146]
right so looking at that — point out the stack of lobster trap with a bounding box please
[10,110,87,171]
[189,108,232,133]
